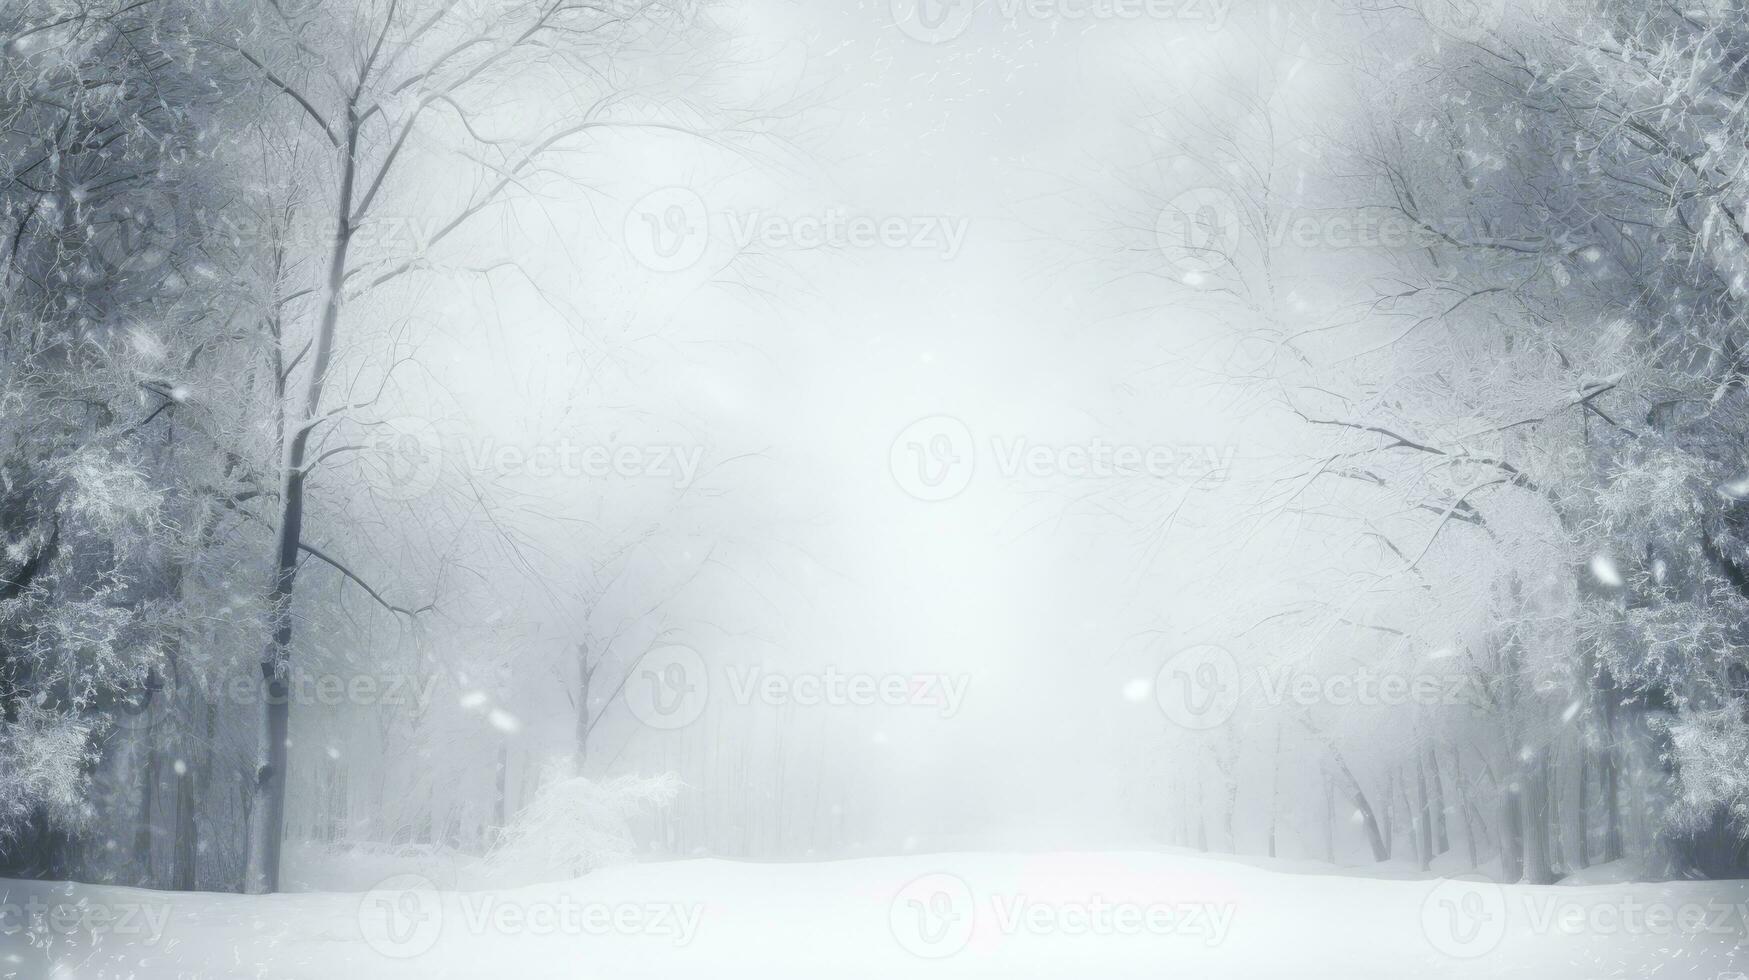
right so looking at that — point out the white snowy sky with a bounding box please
[369,0,1298,848]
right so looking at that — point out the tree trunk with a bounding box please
[242,464,302,894]
[1547,743,1565,872]
[1219,745,1239,853]
[1380,771,1395,857]
[171,730,197,890]
[133,716,160,887]
[1266,724,1280,859]
[1176,775,1192,847]
[574,641,592,775]
[1500,778,1525,882]
[1575,740,1590,870]
[1413,755,1433,871]
[1521,745,1556,884]
[243,118,359,895]
[1627,696,1686,877]
[1332,754,1389,861]
[1322,774,1336,863]
[1451,749,1478,869]
[1194,776,1208,852]
[1600,691,1624,863]
[1427,742,1449,855]
[168,572,207,892]
[1393,766,1421,869]
[493,742,509,842]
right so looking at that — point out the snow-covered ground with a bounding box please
[2,850,1743,978]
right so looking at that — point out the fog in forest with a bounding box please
[4,0,1749,977]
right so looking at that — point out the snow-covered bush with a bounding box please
[0,705,95,843]
[484,771,681,885]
